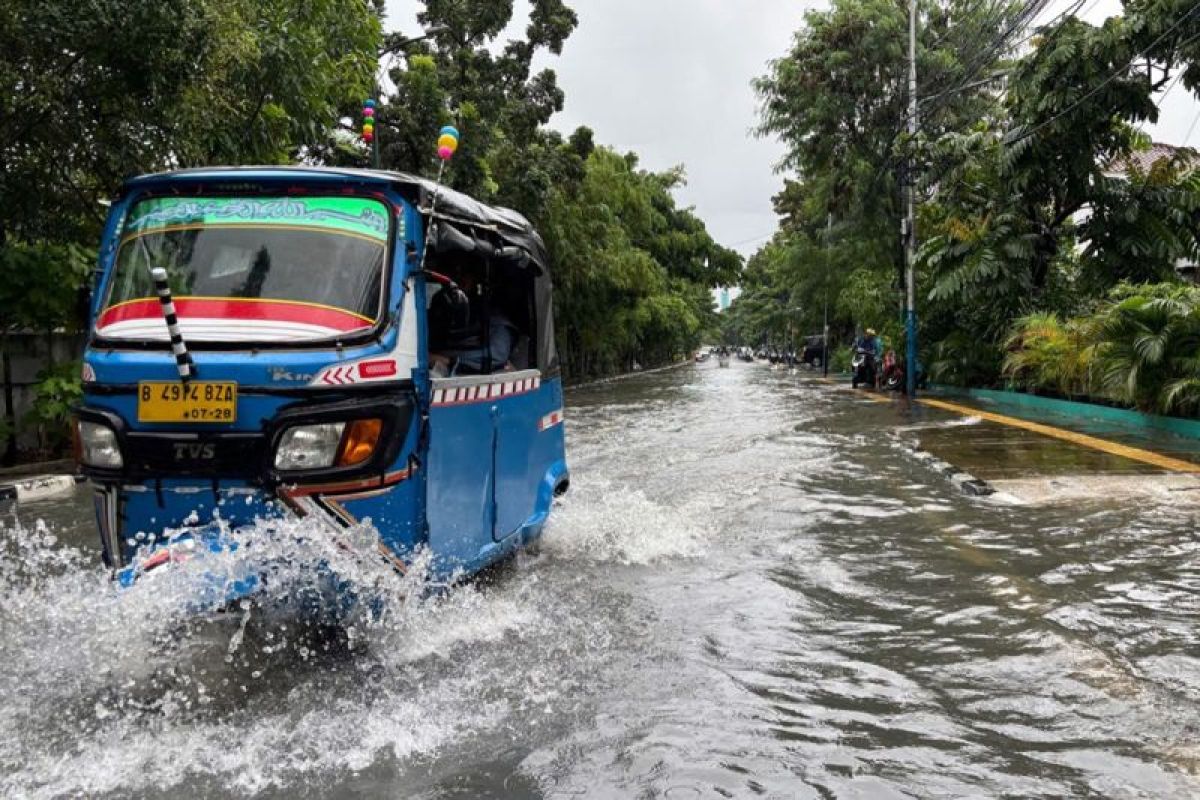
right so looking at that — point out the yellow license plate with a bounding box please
[137,382,237,423]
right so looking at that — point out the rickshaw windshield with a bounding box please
[97,196,390,344]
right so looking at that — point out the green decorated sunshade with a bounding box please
[123,196,389,242]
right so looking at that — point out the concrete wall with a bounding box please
[2,331,85,456]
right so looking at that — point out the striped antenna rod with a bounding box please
[150,268,195,381]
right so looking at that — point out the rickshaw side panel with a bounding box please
[425,398,496,573]
[495,376,566,541]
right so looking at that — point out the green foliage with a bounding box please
[378,0,577,204]
[926,332,1003,388]
[829,345,854,374]
[1088,283,1200,413]
[1000,284,1200,416]
[25,361,83,456]
[0,0,382,245]
[1,0,735,398]
[744,0,1023,357]
[0,242,94,333]
[1001,313,1095,397]
[374,3,734,379]
[750,0,1200,394]
[545,148,736,378]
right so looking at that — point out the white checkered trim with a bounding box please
[538,408,564,431]
[432,375,541,407]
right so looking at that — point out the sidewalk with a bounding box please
[816,373,1200,504]
[910,392,1200,504]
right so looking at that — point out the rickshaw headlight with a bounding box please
[78,421,123,469]
[274,423,345,470]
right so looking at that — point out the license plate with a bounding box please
[138,381,237,423]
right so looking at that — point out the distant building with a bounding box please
[713,286,740,312]
[1102,142,1197,179]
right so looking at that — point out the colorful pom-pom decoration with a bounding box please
[361,99,378,145]
[436,125,460,160]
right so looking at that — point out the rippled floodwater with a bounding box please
[2,363,1199,798]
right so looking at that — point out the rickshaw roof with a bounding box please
[122,166,548,270]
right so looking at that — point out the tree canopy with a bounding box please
[735,0,1200,413]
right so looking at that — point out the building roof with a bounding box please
[1104,142,1198,177]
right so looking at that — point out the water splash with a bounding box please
[0,511,562,798]
[542,480,708,565]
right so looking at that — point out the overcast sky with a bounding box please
[385,0,1200,257]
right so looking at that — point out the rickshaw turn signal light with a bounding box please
[77,420,123,469]
[337,418,383,467]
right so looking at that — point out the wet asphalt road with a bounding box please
[2,361,1198,798]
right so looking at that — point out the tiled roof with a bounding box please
[1104,142,1198,176]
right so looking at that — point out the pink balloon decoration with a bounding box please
[364,107,374,118]
[438,145,454,160]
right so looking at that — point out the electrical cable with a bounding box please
[1183,107,1200,146]
[1005,14,1200,147]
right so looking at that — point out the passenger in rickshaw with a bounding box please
[428,259,519,376]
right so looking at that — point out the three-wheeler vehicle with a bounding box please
[75,167,569,601]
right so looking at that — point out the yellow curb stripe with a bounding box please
[918,397,1200,474]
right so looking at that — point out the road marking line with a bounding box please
[918,397,1200,474]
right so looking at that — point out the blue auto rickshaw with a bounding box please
[74,167,569,600]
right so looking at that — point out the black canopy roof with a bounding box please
[126,166,549,274]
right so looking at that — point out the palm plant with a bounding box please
[1002,312,1095,397]
[1090,285,1200,414]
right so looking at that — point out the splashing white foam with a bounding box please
[541,480,708,565]
[0,510,566,798]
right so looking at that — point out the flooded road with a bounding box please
[3,362,1199,798]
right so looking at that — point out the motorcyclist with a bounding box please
[853,328,880,388]
[856,328,880,360]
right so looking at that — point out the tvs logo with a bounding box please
[173,443,216,461]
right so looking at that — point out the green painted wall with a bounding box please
[933,386,1200,441]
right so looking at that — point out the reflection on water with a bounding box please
[2,362,1198,798]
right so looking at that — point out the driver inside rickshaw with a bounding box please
[428,260,518,377]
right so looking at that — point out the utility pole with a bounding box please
[904,0,919,397]
[823,212,832,378]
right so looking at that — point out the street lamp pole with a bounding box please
[823,295,829,377]
[904,0,919,397]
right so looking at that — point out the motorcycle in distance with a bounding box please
[880,349,902,391]
[879,349,926,392]
[851,347,877,389]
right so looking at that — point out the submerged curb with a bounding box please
[0,474,85,505]
[565,360,690,390]
[893,438,995,497]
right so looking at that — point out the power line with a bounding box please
[1006,0,1090,53]
[1004,7,1200,147]
[1184,107,1200,147]
[1136,68,1187,137]
[727,231,777,248]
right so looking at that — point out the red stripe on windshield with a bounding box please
[97,298,372,332]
